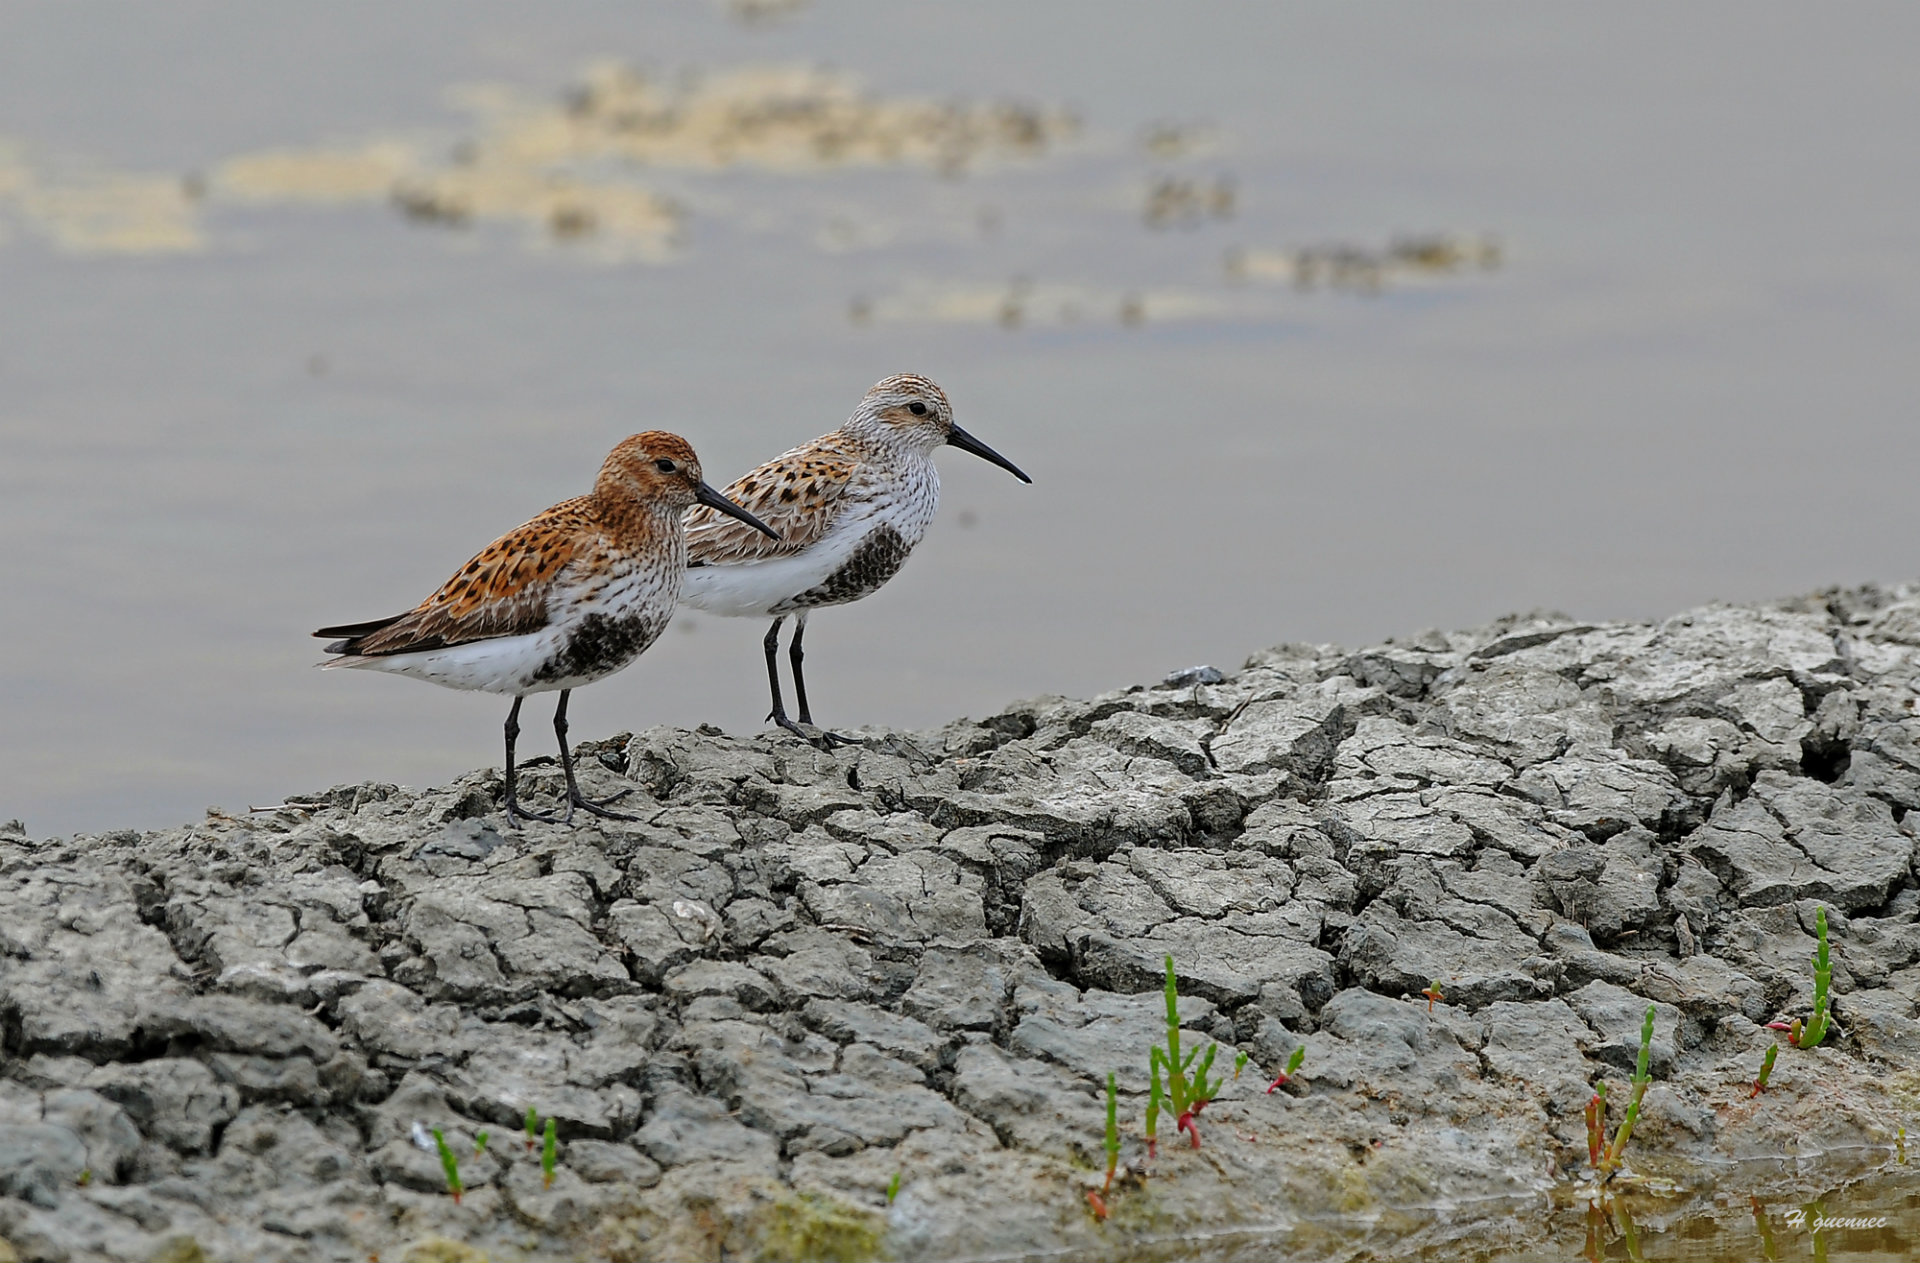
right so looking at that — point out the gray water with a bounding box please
[4,2,1920,838]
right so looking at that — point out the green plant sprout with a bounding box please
[1598,1005,1656,1177]
[1233,1050,1248,1081]
[1798,907,1832,1048]
[542,1117,559,1188]
[524,1105,539,1153]
[431,1128,464,1204]
[473,1130,489,1155]
[1421,979,1445,1012]
[1102,1072,1120,1193]
[1088,1072,1121,1220]
[885,1171,901,1206]
[1146,955,1225,1149]
[1264,1044,1306,1094]
[1749,1044,1778,1098]
[1145,1052,1163,1158]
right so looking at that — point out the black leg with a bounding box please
[790,612,814,725]
[788,613,858,747]
[553,689,637,823]
[501,695,557,828]
[765,616,812,741]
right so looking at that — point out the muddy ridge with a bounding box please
[5,587,1920,1262]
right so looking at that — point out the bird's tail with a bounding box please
[313,614,406,656]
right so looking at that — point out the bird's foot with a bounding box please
[774,716,863,751]
[567,786,639,821]
[502,795,562,829]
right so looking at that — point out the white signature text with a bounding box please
[1782,1208,1889,1232]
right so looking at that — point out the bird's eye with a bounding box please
[654,459,677,473]
[908,401,928,416]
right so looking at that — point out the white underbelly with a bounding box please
[681,527,871,618]
[325,629,574,695]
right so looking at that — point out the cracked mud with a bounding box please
[5,587,1920,1261]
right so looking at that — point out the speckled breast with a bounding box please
[775,524,913,613]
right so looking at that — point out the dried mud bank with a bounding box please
[7,589,1920,1263]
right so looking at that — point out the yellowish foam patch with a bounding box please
[392,165,684,262]
[4,62,1076,262]
[216,142,418,203]
[213,134,682,260]
[198,57,1071,259]
[1227,236,1501,291]
[462,61,1077,176]
[23,176,204,255]
[0,140,203,255]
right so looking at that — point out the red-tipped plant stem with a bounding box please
[1749,1043,1778,1098]
[1265,1044,1306,1095]
[1146,955,1225,1149]
[1583,1087,1606,1170]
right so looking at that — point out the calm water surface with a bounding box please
[1034,1161,1918,1261]
[4,2,1919,848]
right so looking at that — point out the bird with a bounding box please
[313,431,777,827]
[681,373,1030,746]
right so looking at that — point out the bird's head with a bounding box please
[600,431,779,537]
[849,374,1031,482]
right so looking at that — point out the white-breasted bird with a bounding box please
[681,374,1030,745]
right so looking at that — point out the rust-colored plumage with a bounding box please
[327,501,594,656]
[314,429,775,827]
[324,432,704,659]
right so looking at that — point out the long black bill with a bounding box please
[946,423,1033,484]
[696,480,781,540]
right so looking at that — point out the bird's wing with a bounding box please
[685,435,865,567]
[317,498,594,655]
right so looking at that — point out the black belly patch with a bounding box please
[779,525,912,611]
[537,612,665,683]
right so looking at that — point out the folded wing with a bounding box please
[685,437,862,567]
[315,499,591,656]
